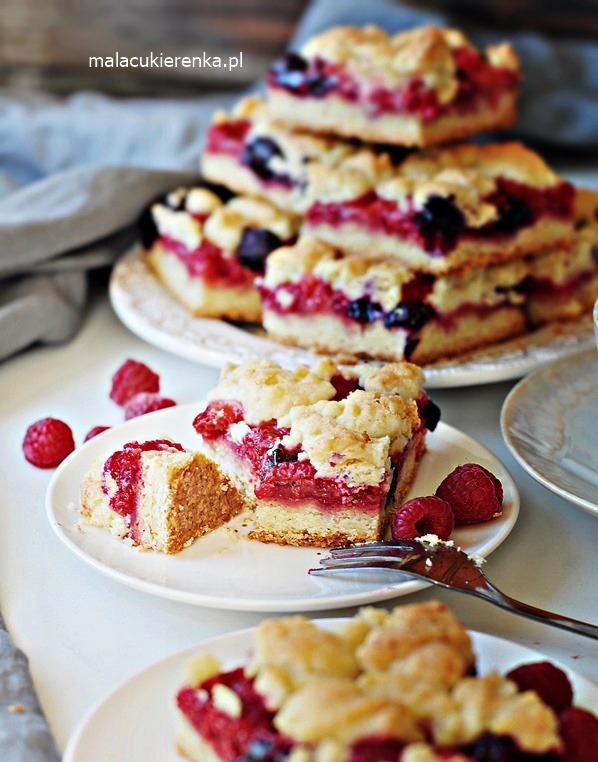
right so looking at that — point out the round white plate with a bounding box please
[501,348,598,518]
[47,403,519,612]
[109,247,595,389]
[63,623,597,762]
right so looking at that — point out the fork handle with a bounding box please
[478,585,598,640]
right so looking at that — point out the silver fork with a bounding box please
[310,539,598,640]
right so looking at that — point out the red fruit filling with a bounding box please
[391,496,455,540]
[124,392,176,420]
[306,179,574,256]
[507,662,573,715]
[84,425,111,442]
[347,737,405,761]
[194,400,394,513]
[22,417,76,469]
[204,118,251,156]
[110,359,160,406]
[102,440,184,540]
[436,463,503,525]
[268,47,520,121]
[177,669,293,761]
[159,236,257,288]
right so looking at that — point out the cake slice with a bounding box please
[267,25,520,146]
[175,600,585,761]
[260,236,530,364]
[304,142,575,276]
[201,95,399,214]
[524,188,598,327]
[192,358,438,547]
[142,186,299,322]
[80,438,245,553]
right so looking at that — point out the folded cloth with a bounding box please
[0,91,236,361]
[0,615,60,761]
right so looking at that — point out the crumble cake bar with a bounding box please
[175,600,579,761]
[201,95,399,214]
[267,25,520,146]
[303,142,575,276]
[260,237,529,364]
[192,358,439,547]
[142,186,299,322]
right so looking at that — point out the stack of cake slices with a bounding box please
[161,23,596,364]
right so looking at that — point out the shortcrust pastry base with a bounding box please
[267,88,517,147]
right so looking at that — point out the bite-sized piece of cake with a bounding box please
[523,188,598,326]
[192,358,439,547]
[260,236,530,364]
[201,95,400,214]
[80,438,245,553]
[176,600,591,761]
[142,186,300,322]
[304,142,575,275]
[267,25,520,146]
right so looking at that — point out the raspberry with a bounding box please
[84,426,111,442]
[124,392,176,420]
[506,661,573,714]
[110,359,160,406]
[23,418,75,468]
[559,708,598,762]
[391,496,454,541]
[436,463,503,525]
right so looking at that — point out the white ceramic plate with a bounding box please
[47,403,519,612]
[63,623,597,762]
[501,348,598,518]
[109,247,595,390]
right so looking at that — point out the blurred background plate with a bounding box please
[501,348,598,517]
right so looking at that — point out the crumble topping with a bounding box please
[181,601,563,759]
[207,360,336,423]
[301,25,518,102]
[151,189,298,252]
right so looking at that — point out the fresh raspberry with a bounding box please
[506,661,573,714]
[124,392,176,420]
[391,496,454,541]
[22,418,75,468]
[559,708,598,762]
[84,426,111,442]
[436,463,503,525]
[110,359,160,406]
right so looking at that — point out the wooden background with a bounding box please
[1,0,597,96]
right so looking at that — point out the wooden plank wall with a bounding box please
[0,0,308,95]
[0,1,596,95]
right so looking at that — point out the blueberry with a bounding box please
[414,195,466,245]
[237,228,282,273]
[465,732,520,762]
[270,52,308,90]
[419,398,441,432]
[384,301,434,331]
[240,739,290,761]
[241,137,284,180]
[346,297,381,323]
[267,445,298,467]
[138,206,159,248]
[491,194,532,234]
[270,52,336,96]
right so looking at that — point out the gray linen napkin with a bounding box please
[0,615,59,761]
